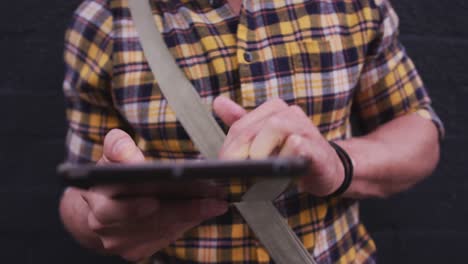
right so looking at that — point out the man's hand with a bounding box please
[213,96,441,199]
[60,129,228,262]
[213,97,345,197]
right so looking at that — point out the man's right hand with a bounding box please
[60,129,228,262]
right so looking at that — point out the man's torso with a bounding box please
[74,0,380,262]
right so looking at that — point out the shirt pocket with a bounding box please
[287,39,329,74]
[285,35,365,136]
[288,35,364,95]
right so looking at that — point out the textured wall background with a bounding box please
[0,1,466,263]
[361,1,468,263]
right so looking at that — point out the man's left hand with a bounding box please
[213,97,345,197]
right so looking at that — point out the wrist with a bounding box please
[323,141,354,198]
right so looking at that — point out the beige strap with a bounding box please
[128,1,316,263]
[236,201,317,263]
[128,0,225,159]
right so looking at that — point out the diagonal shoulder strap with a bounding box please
[127,0,225,159]
[128,1,316,263]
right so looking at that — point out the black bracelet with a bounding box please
[326,141,354,198]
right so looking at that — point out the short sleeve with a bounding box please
[63,0,126,163]
[353,0,445,138]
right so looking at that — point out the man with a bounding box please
[60,0,444,263]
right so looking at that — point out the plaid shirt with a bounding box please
[63,0,444,263]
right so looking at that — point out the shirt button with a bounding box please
[244,51,253,63]
[209,0,224,8]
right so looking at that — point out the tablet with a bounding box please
[58,157,310,189]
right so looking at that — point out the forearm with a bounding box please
[338,112,440,199]
[59,188,105,252]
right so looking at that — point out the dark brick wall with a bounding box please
[0,1,125,263]
[360,1,468,263]
[0,1,466,263]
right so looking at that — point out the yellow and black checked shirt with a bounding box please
[63,0,444,263]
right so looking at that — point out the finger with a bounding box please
[92,199,228,242]
[248,106,312,159]
[99,129,145,165]
[118,219,202,262]
[99,217,202,262]
[213,96,247,127]
[278,135,315,193]
[220,99,289,159]
[248,117,289,159]
[278,134,311,157]
[159,198,229,223]
[85,191,160,225]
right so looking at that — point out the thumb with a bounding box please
[213,96,247,127]
[99,129,145,165]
